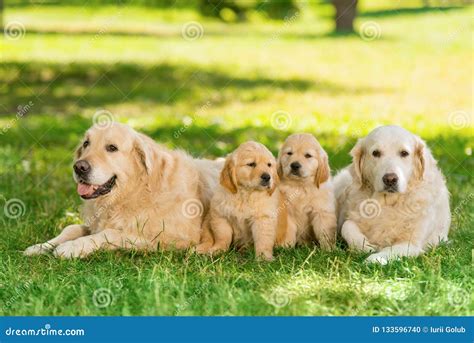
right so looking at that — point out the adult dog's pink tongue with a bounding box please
[77,183,95,196]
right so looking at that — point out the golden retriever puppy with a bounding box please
[276,133,337,249]
[24,122,222,258]
[334,125,451,264]
[197,141,282,261]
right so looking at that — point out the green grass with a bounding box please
[0,2,473,316]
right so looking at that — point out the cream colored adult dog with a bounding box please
[24,122,222,258]
[197,141,282,261]
[276,133,337,249]
[334,125,451,264]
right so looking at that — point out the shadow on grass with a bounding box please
[1,115,471,177]
[0,61,388,116]
[359,5,465,18]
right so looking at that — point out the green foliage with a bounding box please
[0,3,472,315]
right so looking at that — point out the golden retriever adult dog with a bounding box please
[276,133,337,249]
[334,125,451,264]
[24,122,222,258]
[197,141,282,261]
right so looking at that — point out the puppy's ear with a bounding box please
[220,155,237,194]
[315,149,330,188]
[414,136,426,181]
[350,139,365,183]
[268,162,280,196]
[134,133,154,174]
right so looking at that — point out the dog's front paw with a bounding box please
[366,252,390,265]
[257,250,274,262]
[24,243,54,256]
[53,240,91,259]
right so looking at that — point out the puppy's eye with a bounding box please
[267,163,272,167]
[305,153,312,158]
[372,150,381,158]
[287,152,293,156]
[106,144,118,152]
[83,140,89,148]
[400,150,409,157]
[247,162,256,168]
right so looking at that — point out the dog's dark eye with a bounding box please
[83,140,89,148]
[267,163,272,167]
[106,144,118,152]
[400,150,409,157]
[247,162,256,168]
[305,153,312,158]
[287,152,293,156]
[372,150,381,158]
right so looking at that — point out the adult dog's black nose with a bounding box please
[74,160,91,175]
[382,173,398,187]
[290,162,301,170]
[261,173,271,182]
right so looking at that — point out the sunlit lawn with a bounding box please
[0,2,472,315]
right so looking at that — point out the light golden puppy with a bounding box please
[334,125,451,264]
[276,133,337,249]
[24,122,222,258]
[197,141,283,261]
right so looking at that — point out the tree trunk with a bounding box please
[332,0,358,33]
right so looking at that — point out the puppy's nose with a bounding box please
[290,162,301,170]
[261,173,271,182]
[74,160,91,175]
[382,173,398,186]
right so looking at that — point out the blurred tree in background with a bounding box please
[331,0,358,32]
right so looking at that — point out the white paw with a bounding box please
[53,240,89,259]
[366,252,389,265]
[24,243,54,256]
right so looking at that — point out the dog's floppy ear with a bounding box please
[315,149,330,188]
[134,133,154,175]
[350,138,365,183]
[414,136,426,181]
[268,162,280,196]
[220,154,237,194]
